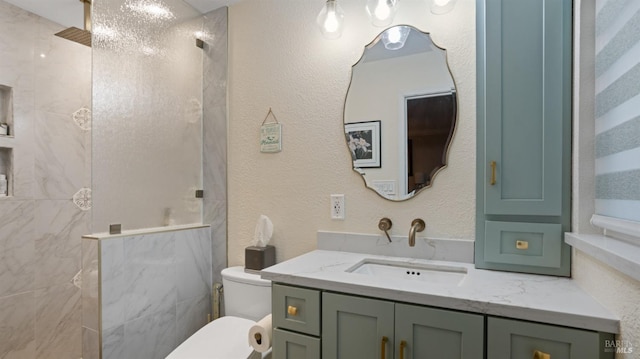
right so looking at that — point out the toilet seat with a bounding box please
[166,316,258,359]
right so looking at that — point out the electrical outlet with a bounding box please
[330,194,345,220]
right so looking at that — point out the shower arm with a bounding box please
[82,0,92,33]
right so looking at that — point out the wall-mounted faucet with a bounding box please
[378,217,393,242]
[408,219,425,247]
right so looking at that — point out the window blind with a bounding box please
[595,0,640,223]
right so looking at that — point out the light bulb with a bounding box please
[366,0,399,27]
[381,25,410,50]
[431,0,456,14]
[387,27,402,43]
[374,0,391,20]
[317,0,345,39]
[324,13,339,33]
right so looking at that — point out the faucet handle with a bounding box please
[378,218,393,242]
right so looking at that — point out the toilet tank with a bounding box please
[222,266,271,322]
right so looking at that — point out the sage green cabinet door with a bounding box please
[488,317,614,359]
[273,328,321,359]
[475,0,572,277]
[395,304,483,359]
[322,292,394,359]
[481,0,572,216]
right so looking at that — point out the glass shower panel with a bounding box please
[92,0,203,232]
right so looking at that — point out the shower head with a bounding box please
[55,0,92,47]
[55,27,91,47]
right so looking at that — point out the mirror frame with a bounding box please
[343,25,459,201]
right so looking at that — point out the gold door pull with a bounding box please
[533,350,551,359]
[490,161,497,185]
[516,240,529,250]
[399,340,407,359]
[287,305,298,316]
[380,336,388,359]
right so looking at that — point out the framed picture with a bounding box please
[260,122,282,153]
[344,120,381,168]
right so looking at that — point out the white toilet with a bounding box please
[166,266,272,359]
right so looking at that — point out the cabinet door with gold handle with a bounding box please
[533,350,551,359]
[322,292,394,359]
[395,303,484,359]
[488,317,612,359]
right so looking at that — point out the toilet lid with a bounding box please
[166,316,256,359]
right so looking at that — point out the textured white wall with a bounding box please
[573,251,640,355]
[227,0,476,265]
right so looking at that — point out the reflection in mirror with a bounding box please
[343,25,457,201]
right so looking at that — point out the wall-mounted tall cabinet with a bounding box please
[476,0,573,276]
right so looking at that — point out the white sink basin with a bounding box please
[346,258,467,285]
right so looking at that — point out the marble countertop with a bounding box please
[261,250,619,334]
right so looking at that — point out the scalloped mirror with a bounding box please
[343,25,457,201]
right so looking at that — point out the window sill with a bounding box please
[565,215,640,282]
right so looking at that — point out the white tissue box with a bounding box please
[245,245,275,271]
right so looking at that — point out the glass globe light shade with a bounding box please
[366,0,399,27]
[317,0,345,39]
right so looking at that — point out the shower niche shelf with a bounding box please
[0,147,12,197]
[0,84,13,138]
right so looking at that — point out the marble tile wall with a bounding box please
[81,238,100,359]
[203,7,229,288]
[81,226,212,359]
[0,1,91,358]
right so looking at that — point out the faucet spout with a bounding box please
[408,219,425,247]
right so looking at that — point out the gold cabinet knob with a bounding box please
[516,240,529,250]
[287,305,298,316]
[533,350,551,359]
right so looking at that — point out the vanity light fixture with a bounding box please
[317,0,345,39]
[431,0,457,15]
[381,25,410,50]
[365,0,399,27]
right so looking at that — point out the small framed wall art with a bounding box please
[260,108,282,153]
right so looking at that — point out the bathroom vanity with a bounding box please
[263,250,618,359]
